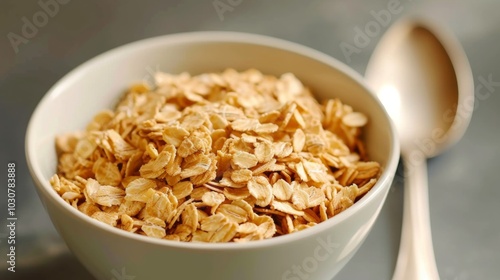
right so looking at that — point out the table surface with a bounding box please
[1,0,499,279]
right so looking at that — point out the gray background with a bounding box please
[1,0,499,279]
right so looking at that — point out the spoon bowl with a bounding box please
[367,19,474,157]
[366,17,474,280]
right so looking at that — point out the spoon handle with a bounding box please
[392,154,440,280]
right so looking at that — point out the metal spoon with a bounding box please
[365,18,474,280]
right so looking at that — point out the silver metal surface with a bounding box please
[1,1,499,279]
[366,19,474,280]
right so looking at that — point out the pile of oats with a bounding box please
[51,69,381,242]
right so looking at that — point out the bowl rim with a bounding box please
[25,31,400,250]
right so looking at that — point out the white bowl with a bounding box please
[26,32,399,280]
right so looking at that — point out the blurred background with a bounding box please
[1,0,499,279]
